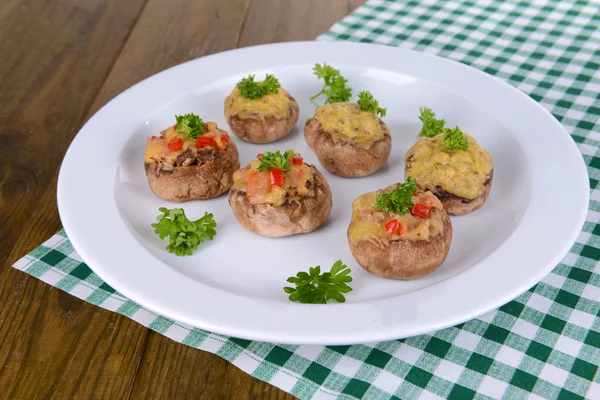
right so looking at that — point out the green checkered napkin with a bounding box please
[13,0,600,398]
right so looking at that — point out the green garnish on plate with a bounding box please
[236,74,281,99]
[151,207,216,256]
[284,260,353,304]
[257,149,295,172]
[357,90,387,117]
[311,63,352,104]
[418,106,446,138]
[175,113,205,139]
[441,126,469,151]
[374,177,417,215]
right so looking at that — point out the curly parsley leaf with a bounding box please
[312,63,340,86]
[236,74,281,99]
[441,126,469,151]
[357,91,387,117]
[418,107,446,138]
[151,207,216,257]
[257,149,295,172]
[374,177,418,215]
[284,260,353,304]
[175,113,205,139]
[310,63,352,104]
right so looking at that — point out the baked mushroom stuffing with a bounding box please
[348,177,452,280]
[305,63,391,177]
[224,74,299,143]
[405,107,493,215]
[229,150,333,237]
[144,113,240,202]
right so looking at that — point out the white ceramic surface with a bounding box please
[57,41,589,345]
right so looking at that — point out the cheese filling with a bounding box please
[348,189,446,243]
[224,87,295,120]
[314,103,384,149]
[232,160,315,206]
[143,122,227,166]
[405,133,493,199]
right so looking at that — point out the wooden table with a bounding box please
[0,0,364,398]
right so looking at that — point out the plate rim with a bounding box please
[57,40,590,345]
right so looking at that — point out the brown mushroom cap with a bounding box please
[304,117,391,177]
[228,166,333,238]
[348,208,453,280]
[404,159,494,216]
[145,139,240,202]
[226,95,299,144]
[422,171,493,216]
[404,135,493,216]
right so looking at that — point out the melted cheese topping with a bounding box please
[224,87,294,120]
[348,189,446,243]
[143,122,225,165]
[314,103,384,149]
[406,133,493,199]
[232,160,314,206]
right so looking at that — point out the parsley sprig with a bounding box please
[357,91,387,117]
[284,260,353,304]
[441,126,469,151]
[236,74,281,99]
[151,208,216,256]
[257,149,295,172]
[418,107,469,151]
[418,107,446,138]
[175,113,205,139]
[374,177,418,215]
[310,63,352,104]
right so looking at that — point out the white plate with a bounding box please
[57,41,589,345]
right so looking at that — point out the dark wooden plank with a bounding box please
[0,0,143,258]
[130,334,293,400]
[0,286,149,399]
[0,0,150,398]
[86,0,252,115]
[349,0,366,10]
[237,0,354,47]
[128,1,363,399]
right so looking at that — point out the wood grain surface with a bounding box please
[0,0,364,398]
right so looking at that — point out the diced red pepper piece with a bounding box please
[385,219,399,235]
[196,135,215,148]
[385,219,407,236]
[411,203,431,218]
[167,139,183,151]
[257,153,264,160]
[291,156,303,166]
[216,133,229,150]
[270,168,284,186]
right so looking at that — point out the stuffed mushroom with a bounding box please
[144,113,240,202]
[224,74,299,144]
[229,150,333,237]
[348,177,452,280]
[405,109,493,215]
[304,92,391,177]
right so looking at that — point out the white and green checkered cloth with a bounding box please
[13,1,600,398]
